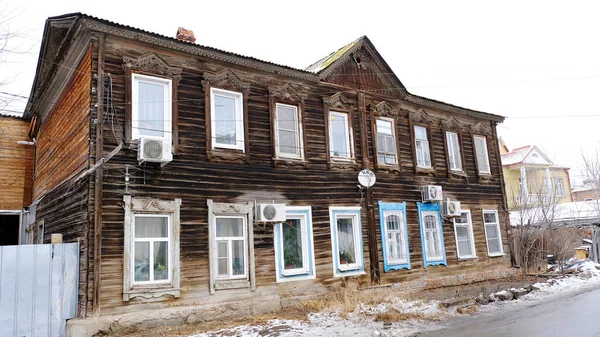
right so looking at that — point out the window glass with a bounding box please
[330,112,351,158]
[474,136,490,173]
[446,131,462,171]
[277,104,300,157]
[214,94,237,146]
[134,242,150,282]
[135,217,168,238]
[415,126,431,168]
[384,212,407,264]
[376,119,397,165]
[137,81,165,138]
[483,210,503,255]
[133,216,170,283]
[454,211,475,258]
[283,219,303,270]
[232,240,245,275]
[215,216,246,279]
[337,217,356,264]
[423,212,443,261]
[216,217,243,237]
[153,241,168,280]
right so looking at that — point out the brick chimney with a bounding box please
[176,27,196,43]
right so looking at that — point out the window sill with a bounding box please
[449,170,467,179]
[457,256,478,261]
[478,173,494,183]
[214,279,251,291]
[334,270,366,278]
[328,160,358,171]
[123,284,180,301]
[273,158,308,169]
[487,252,505,257]
[208,148,248,163]
[376,163,400,173]
[415,166,435,175]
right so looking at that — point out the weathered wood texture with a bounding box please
[87,38,509,315]
[0,116,33,209]
[35,174,90,318]
[32,48,92,200]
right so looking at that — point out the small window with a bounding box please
[446,131,462,171]
[133,215,171,284]
[414,126,431,168]
[329,111,353,159]
[473,136,491,174]
[330,207,364,277]
[376,119,397,165]
[215,216,247,279]
[453,211,476,259]
[554,178,565,197]
[275,103,303,159]
[210,88,244,151]
[123,196,181,301]
[378,201,410,271]
[131,74,172,140]
[483,210,504,256]
[274,206,315,282]
[417,203,447,267]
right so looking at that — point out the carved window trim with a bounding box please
[202,69,250,163]
[207,199,256,294]
[441,118,467,178]
[371,101,400,172]
[323,93,358,171]
[123,195,181,301]
[123,53,182,154]
[269,84,308,168]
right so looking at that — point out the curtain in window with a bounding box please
[138,81,165,138]
[337,218,356,264]
[446,132,462,170]
[415,126,431,167]
[282,219,303,269]
[424,214,442,260]
[385,213,407,264]
[473,136,490,173]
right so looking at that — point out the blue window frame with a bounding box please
[378,201,410,272]
[274,206,315,282]
[329,207,365,277]
[417,202,447,268]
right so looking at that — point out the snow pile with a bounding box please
[354,297,446,319]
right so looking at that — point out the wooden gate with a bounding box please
[0,243,79,337]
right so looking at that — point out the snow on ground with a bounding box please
[191,260,600,337]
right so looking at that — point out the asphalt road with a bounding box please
[421,286,600,337]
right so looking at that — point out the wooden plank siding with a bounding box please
[32,48,92,201]
[32,47,94,318]
[0,116,33,210]
[87,37,510,315]
[26,16,510,318]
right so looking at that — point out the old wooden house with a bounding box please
[23,13,512,330]
[0,114,33,246]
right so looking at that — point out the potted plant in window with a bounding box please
[155,263,167,280]
[283,228,300,269]
[339,250,354,265]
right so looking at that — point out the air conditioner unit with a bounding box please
[256,204,286,222]
[442,200,461,217]
[422,185,443,202]
[138,137,173,165]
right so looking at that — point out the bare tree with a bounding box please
[580,147,600,263]
[0,4,28,113]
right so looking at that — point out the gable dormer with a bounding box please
[306,37,407,97]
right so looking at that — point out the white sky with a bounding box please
[1,0,599,184]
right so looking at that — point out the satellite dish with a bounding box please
[358,169,376,188]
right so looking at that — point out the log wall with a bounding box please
[90,37,510,315]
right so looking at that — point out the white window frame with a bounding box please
[123,196,181,301]
[483,210,504,256]
[414,125,432,168]
[328,111,354,160]
[131,214,172,285]
[422,211,444,262]
[214,215,248,280]
[275,103,304,159]
[554,178,565,197]
[274,206,316,282]
[382,210,408,265]
[330,207,364,277]
[376,118,398,165]
[473,135,491,174]
[131,73,172,141]
[210,87,245,151]
[446,131,462,171]
[453,210,477,259]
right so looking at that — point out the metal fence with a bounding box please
[0,243,79,337]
